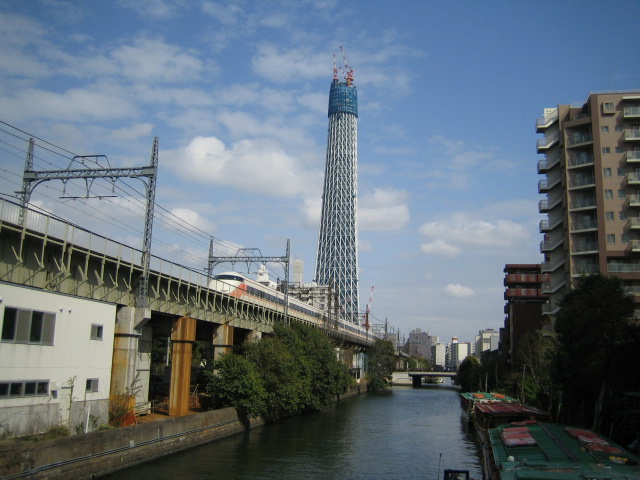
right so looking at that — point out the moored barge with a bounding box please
[484,421,640,480]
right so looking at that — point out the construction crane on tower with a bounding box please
[364,285,374,330]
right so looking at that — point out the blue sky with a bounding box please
[1,0,639,344]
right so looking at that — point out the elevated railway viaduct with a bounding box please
[0,199,376,431]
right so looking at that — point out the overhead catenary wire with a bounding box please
[0,121,253,268]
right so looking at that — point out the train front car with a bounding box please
[209,273,246,297]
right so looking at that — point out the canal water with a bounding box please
[106,385,483,480]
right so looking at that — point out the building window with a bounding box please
[616,125,623,132]
[607,234,616,244]
[616,147,624,154]
[618,167,626,176]
[86,379,99,393]
[603,168,612,177]
[0,380,49,398]
[622,233,631,244]
[90,324,103,340]
[601,126,609,133]
[605,190,613,199]
[1,307,55,345]
[602,147,611,154]
[619,189,627,199]
[603,102,615,112]
[620,211,629,220]
[605,211,614,221]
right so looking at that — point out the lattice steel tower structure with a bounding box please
[314,54,360,323]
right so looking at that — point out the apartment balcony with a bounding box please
[624,130,640,142]
[572,264,599,276]
[571,220,598,232]
[627,194,640,207]
[568,175,595,190]
[629,240,640,253]
[537,153,561,173]
[542,277,567,295]
[569,197,596,210]
[623,107,640,119]
[504,288,543,300]
[568,153,594,169]
[541,258,565,273]
[542,302,561,315]
[627,172,640,185]
[625,151,640,164]
[567,133,593,148]
[538,176,561,193]
[539,217,563,232]
[504,273,547,284]
[608,262,640,273]
[571,242,599,255]
[535,110,558,132]
[536,132,559,152]
[628,217,640,229]
[540,238,563,253]
[624,286,640,297]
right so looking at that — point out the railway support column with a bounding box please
[169,315,196,417]
[213,323,234,360]
[110,306,151,404]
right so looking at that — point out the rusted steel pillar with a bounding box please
[169,315,196,417]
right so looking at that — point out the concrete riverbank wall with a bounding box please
[0,386,365,479]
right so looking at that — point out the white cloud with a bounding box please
[110,123,154,141]
[443,284,475,298]
[419,212,529,249]
[252,44,329,82]
[169,207,216,233]
[359,188,410,231]
[165,136,321,198]
[420,240,460,258]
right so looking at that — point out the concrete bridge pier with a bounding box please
[213,323,235,360]
[110,306,151,403]
[169,315,196,417]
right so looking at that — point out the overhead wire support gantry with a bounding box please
[16,137,159,309]
[208,239,291,323]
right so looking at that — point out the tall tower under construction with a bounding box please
[314,55,360,323]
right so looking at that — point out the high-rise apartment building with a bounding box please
[536,91,640,319]
[315,64,360,323]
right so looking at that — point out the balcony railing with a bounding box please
[623,107,640,118]
[567,133,593,147]
[573,264,599,275]
[537,132,559,151]
[608,262,640,273]
[625,151,640,162]
[630,240,640,252]
[627,172,640,184]
[568,153,594,168]
[535,110,558,131]
[572,242,599,253]
[624,130,640,141]
[570,197,597,210]
[569,175,595,189]
[627,194,640,207]
[628,217,640,229]
[571,220,598,231]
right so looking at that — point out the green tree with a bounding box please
[204,353,267,418]
[515,329,557,410]
[366,339,396,390]
[553,273,638,429]
[456,356,480,392]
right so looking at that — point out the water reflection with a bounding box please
[106,386,482,480]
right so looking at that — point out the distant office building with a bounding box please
[406,328,432,361]
[431,342,446,369]
[446,337,470,370]
[501,264,548,368]
[474,328,499,355]
[536,91,640,321]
